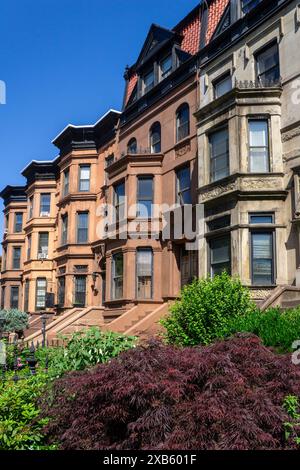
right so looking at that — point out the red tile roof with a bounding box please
[125,74,138,107]
[178,12,201,55]
[206,0,230,43]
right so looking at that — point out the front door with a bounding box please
[180,246,198,288]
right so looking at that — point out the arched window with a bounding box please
[127,138,137,154]
[176,103,190,142]
[150,122,161,153]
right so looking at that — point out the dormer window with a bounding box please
[143,69,154,95]
[241,0,261,14]
[160,55,172,81]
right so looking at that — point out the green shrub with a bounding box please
[0,328,136,450]
[34,328,137,377]
[283,395,300,446]
[161,272,256,346]
[228,306,300,353]
[0,309,29,333]
[0,372,55,450]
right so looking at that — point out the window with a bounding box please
[1,287,5,310]
[14,213,23,233]
[209,127,229,182]
[79,165,91,192]
[38,232,49,259]
[63,169,70,197]
[214,73,232,99]
[40,193,51,216]
[176,104,190,142]
[249,213,274,224]
[112,252,123,300]
[150,122,161,153]
[74,276,86,306]
[242,0,261,14]
[105,155,114,185]
[143,69,154,94]
[24,280,29,312]
[27,235,32,261]
[256,42,280,87]
[12,247,21,270]
[77,212,89,243]
[61,214,68,246]
[137,176,153,218]
[207,215,231,232]
[176,166,192,205]
[210,235,231,276]
[114,181,126,222]
[160,55,172,80]
[2,248,7,271]
[127,138,137,154]
[4,214,9,230]
[28,196,34,220]
[58,277,65,307]
[36,278,47,310]
[106,154,114,168]
[136,249,153,299]
[249,120,269,172]
[251,233,274,285]
[10,286,19,309]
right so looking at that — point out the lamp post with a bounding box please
[41,314,48,348]
[0,314,6,340]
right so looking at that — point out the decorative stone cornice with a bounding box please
[198,173,285,203]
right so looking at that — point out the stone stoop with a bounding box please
[102,303,162,334]
[25,307,83,345]
[124,302,171,338]
[25,312,56,337]
[260,285,300,311]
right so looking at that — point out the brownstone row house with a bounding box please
[2,0,300,340]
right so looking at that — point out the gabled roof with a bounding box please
[135,24,180,71]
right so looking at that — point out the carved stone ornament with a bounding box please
[199,181,237,202]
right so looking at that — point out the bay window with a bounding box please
[74,276,86,306]
[61,214,68,245]
[12,246,21,269]
[38,232,49,259]
[112,252,123,300]
[36,278,47,310]
[114,181,126,222]
[250,213,275,285]
[14,213,23,233]
[77,212,89,243]
[79,165,91,192]
[209,127,229,182]
[40,193,51,216]
[137,176,153,218]
[249,119,269,172]
[10,286,19,309]
[136,249,153,299]
[210,235,231,277]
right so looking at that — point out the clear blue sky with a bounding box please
[0,0,199,237]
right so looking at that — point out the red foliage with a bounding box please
[42,334,300,450]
